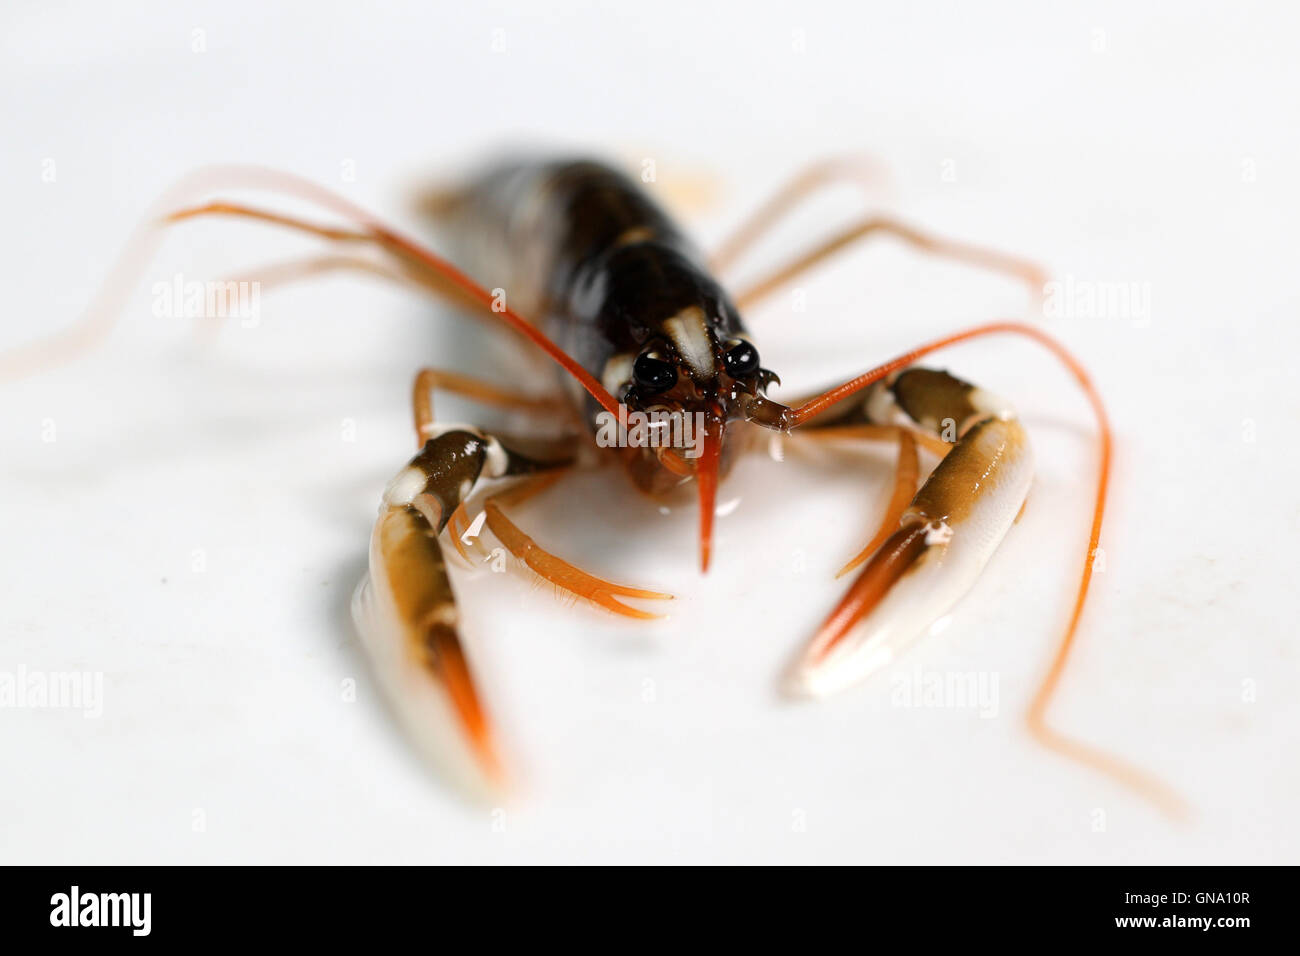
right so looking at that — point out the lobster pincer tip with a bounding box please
[782,621,902,700]
[782,521,931,699]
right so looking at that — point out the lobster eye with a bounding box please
[723,341,760,377]
[633,353,677,393]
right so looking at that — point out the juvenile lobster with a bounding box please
[3,157,1182,814]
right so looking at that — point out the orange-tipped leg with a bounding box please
[484,501,673,619]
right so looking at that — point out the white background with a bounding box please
[1,1,1296,864]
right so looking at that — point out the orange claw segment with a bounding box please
[483,502,673,619]
[811,521,930,663]
[419,616,506,787]
[837,429,920,579]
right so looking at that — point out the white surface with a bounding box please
[1,1,1296,864]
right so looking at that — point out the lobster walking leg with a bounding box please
[710,158,1043,310]
[409,367,569,444]
[483,499,674,620]
[710,156,882,271]
[734,217,1046,310]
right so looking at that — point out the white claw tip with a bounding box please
[781,665,820,700]
[783,643,897,700]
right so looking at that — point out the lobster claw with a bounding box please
[352,503,507,800]
[786,415,1033,698]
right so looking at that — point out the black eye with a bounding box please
[633,353,677,393]
[724,341,760,377]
